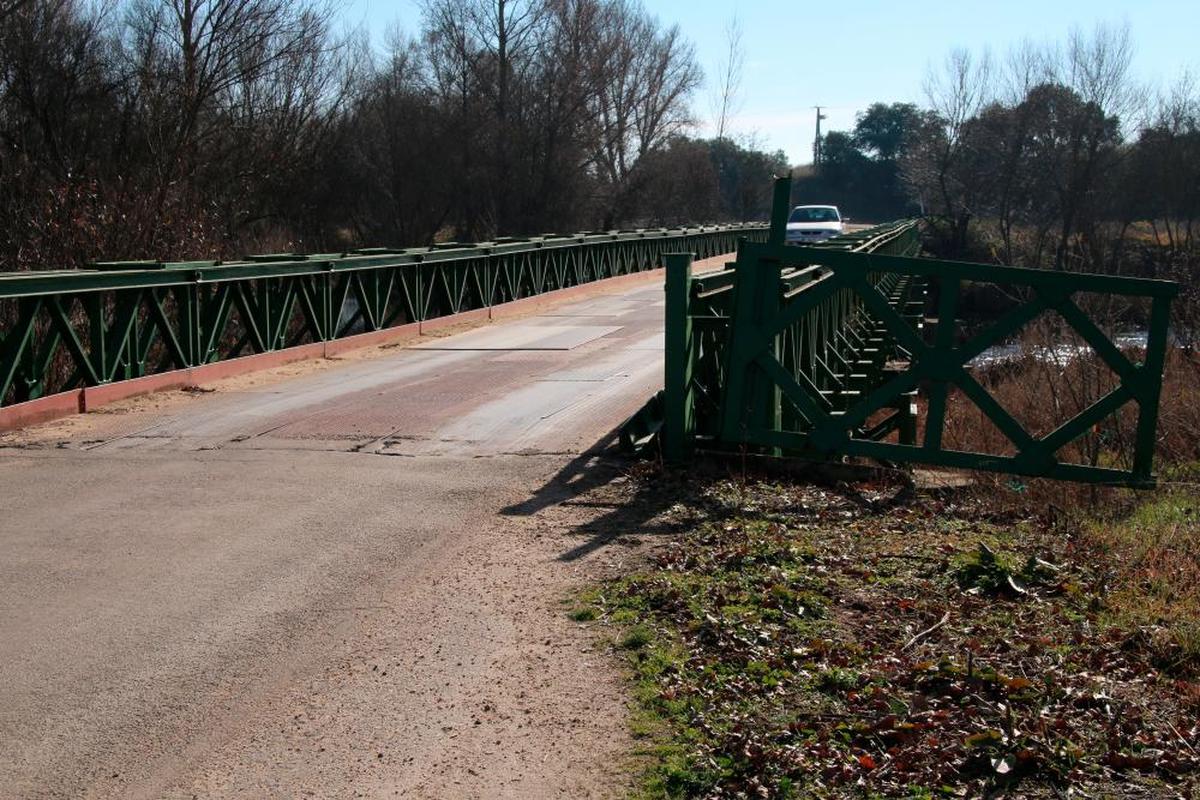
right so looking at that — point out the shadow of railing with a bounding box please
[500,429,685,562]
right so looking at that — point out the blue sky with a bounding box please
[342,0,1200,164]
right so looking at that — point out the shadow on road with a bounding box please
[499,429,684,563]
[500,429,625,518]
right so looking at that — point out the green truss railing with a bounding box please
[629,176,1179,488]
[0,224,765,408]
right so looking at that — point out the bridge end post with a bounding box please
[663,252,695,462]
[767,174,792,247]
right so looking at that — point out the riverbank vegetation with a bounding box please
[571,470,1200,798]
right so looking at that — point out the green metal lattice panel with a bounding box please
[645,176,1178,488]
[0,225,767,407]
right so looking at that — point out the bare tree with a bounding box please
[709,14,742,141]
[117,0,345,249]
[1127,70,1200,253]
[904,47,992,254]
[1038,23,1137,269]
[592,1,700,227]
[463,0,546,231]
[1001,37,1052,105]
[525,0,610,227]
[420,0,552,235]
[1063,21,1138,125]
[338,30,460,245]
[0,0,125,268]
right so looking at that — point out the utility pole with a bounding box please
[812,105,827,166]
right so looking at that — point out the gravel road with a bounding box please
[0,262,726,798]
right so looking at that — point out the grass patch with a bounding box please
[620,625,654,650]
[1084,490,1200,671]
[580,473,1200,798]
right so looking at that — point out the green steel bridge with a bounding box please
[0,225,758,409]
[0,179,1179,486]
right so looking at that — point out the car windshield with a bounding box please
[788,207,839,223]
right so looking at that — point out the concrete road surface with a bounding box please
[0,265,709,798]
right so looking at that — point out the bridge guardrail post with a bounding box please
[1133,294,1173,484]
[767,175,791,247]
[663,252,695,462]
[922,276,959,453]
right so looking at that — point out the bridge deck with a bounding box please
[0,261,719,797]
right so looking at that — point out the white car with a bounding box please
[785,205,845,244]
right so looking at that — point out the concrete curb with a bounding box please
[0,263,678,433]
[323,321,421,358]
[80,371,202,412]
[0,391,85,431]
[418,307,491,334]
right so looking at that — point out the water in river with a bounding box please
[968,332,1150,369]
